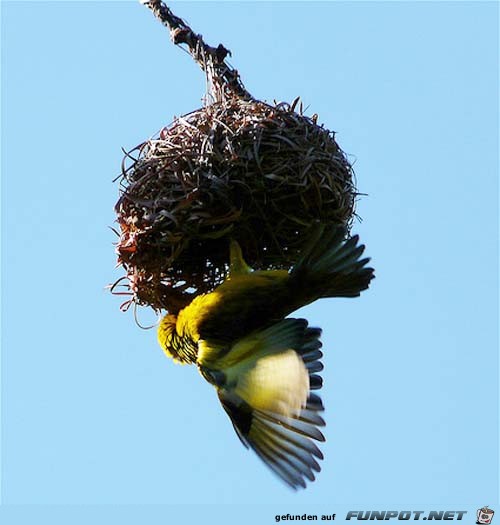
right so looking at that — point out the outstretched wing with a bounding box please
[191,227,374,349]
[193,272,293,347]
[214,319,325,489]
[291,225,375,300]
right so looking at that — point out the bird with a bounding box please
[157,226,374,488]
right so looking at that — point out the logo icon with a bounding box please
[477,507,494,524]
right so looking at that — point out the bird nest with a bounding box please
[114,97,357,313]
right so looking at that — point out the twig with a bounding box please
[140,0,252,101]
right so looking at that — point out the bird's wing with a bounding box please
[192,273,292,351]
[291,226,375,300]
[219,391,325,489]
[191,228,374,355]
[210,318,325,489]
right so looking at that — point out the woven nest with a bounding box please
[114,97,357,313]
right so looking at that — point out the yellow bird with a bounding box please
[158,226,374,488]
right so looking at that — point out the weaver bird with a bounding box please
[158,226,374,488]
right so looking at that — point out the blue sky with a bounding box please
[2,1,498,523]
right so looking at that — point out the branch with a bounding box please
[140,0,252,101]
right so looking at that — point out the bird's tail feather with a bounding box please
[292,225,374,301]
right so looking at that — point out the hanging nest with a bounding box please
[114,97,357,313]
[112,1,358,314]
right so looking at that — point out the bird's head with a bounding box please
[157,314,178,360]
[157,313,197,364]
